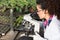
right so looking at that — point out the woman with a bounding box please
[33,0,60,40]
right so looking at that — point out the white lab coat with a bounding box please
[33,15,60,40]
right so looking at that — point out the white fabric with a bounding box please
[33,15,60,40]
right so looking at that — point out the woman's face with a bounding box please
[37,5,46,19]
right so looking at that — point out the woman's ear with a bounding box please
[44,10,48,14]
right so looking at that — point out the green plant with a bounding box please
[0,0,36,12]
[0,0,36,28]
[0,16,10,24]
[14,15,23,27]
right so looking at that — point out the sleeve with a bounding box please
[33,32,48,40]
[48,24,60,40]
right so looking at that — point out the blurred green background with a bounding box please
[0,0,36,27]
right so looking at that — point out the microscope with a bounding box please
[16,13,44,40]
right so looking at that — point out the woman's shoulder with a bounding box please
[52,15,59,22]
[51,15,60,27]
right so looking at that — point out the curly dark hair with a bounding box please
[54,0,60,20]
[36,0,60,20]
